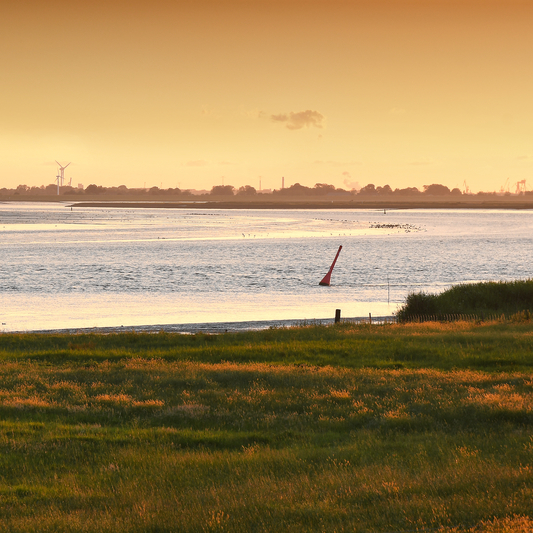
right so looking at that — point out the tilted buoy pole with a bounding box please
[319,245,342,286]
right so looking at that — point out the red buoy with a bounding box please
[319,245,342,286]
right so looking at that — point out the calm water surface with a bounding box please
[1,202,532,332]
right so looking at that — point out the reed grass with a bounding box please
[1,322,533,531]
[396,279,533,322]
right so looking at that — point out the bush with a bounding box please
[396,292,438,321]
[397,279,533,322]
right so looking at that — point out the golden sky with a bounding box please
[1,0,532,192]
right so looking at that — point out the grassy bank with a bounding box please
[1,322,533,532]
[397,279,533,322]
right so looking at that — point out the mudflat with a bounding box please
[66,195,533,209]
[3,192,533,209]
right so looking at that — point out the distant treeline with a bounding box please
[4,181,531,198]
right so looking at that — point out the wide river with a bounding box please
[1,202,532,332]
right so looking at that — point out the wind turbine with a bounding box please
[55,161,71,195]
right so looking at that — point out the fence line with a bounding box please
[339,312,531,325]
[393,312,530,324]
[341,316,397,325]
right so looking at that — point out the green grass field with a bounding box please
[1,321,533,532]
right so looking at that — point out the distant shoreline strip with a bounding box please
[66,200,533,210]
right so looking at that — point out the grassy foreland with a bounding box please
[1,321,533,532]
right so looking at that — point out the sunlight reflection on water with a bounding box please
[1,203,532,331]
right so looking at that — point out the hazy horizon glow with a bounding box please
[2,0,532,193]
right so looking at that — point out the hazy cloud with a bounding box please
[342,171,360,191]
[244,109,267,119]
[201,105,223,117]
[516,155,530,160]
[271,110,325,130]
[185,160,208,167]
[200,105,221,117]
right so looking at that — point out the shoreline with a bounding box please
[7,316,397,335]
[69,199,533,210]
